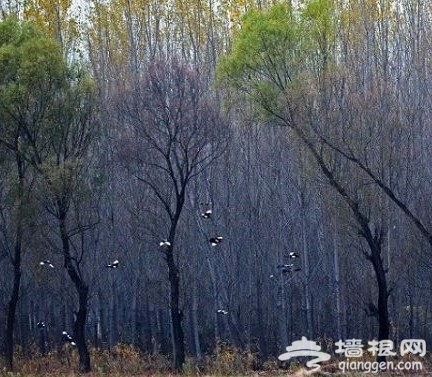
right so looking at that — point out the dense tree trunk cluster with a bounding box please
[1,0,432,373]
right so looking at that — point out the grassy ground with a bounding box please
[0,344,430,377]
[1,369,431,377]
[2,367,431,376]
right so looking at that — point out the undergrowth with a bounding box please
[0,342,430,376]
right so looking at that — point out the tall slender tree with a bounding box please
[119,59,227,370]
[30,68,97,373]
[0,17,97,372]
[217,1,392,352]
[0,18,60,371]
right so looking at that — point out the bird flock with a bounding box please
[36,203,301,346]
[62,331,76,346]
[39,260,54,268]
[270,251,301,278]
[106,259,119,269]
[198,204,228,315]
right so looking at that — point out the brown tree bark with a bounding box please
[166,246,185,370]
[60,213,91,373]
[4,148,25,372]
[4,245,21,371]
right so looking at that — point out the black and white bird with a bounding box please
[209,236,223,246]
[159,240,171,247]
[217,309,228,315]
[201,209,212,219]
[39,260,54,268]
[289,251,300,259]
[107,259,119,269]
[37,321,46,329]
[62,331,76,346]
[277,264,294,273]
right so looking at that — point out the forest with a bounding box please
[0,0,432,375]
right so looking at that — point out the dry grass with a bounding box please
[0,343,430,377]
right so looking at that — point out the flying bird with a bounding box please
[276,263,301,273]
[201,209,212,219]
[62,331,76,346]
[159,240,171,247]
[39,260,54,268]
[209,236,223,246]
[107,259,119,269]
[289,251,300,259]
[37,321,46,329]
[217,309,228,315]
[277,264,294,273]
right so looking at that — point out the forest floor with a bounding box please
[1,345,430,377]
[1,372,432,377]
[2,367,431,376]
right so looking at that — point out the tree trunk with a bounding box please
[5,252,21,371]
[39,326,47,356]
[166,247,185,371]
[332,216,342,340]
[277,279,289,347]
[191,283,202,359]
[364,229,390,364]
[256,275,267,362]
[60,214,91,373]
[300,200,313,339]
[293,125,391,353]
[73,285,91,372]
[371,249,390,361]
[4,154,25,372]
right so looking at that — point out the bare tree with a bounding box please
[119,58,227,370]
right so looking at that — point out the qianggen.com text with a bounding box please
[339,359,423,374]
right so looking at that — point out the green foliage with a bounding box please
[300,0,336,75]
[0,16,38,46]
[40,157,78,196]
[218,4,300,91]
[301,0,335,34]
[24,0,81,57]
[0,17,94,133]
[0,18,65,83]
[0,17,97,211]
[217,3,312,120]
[217,0,336,118]
[0,18,66,137]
